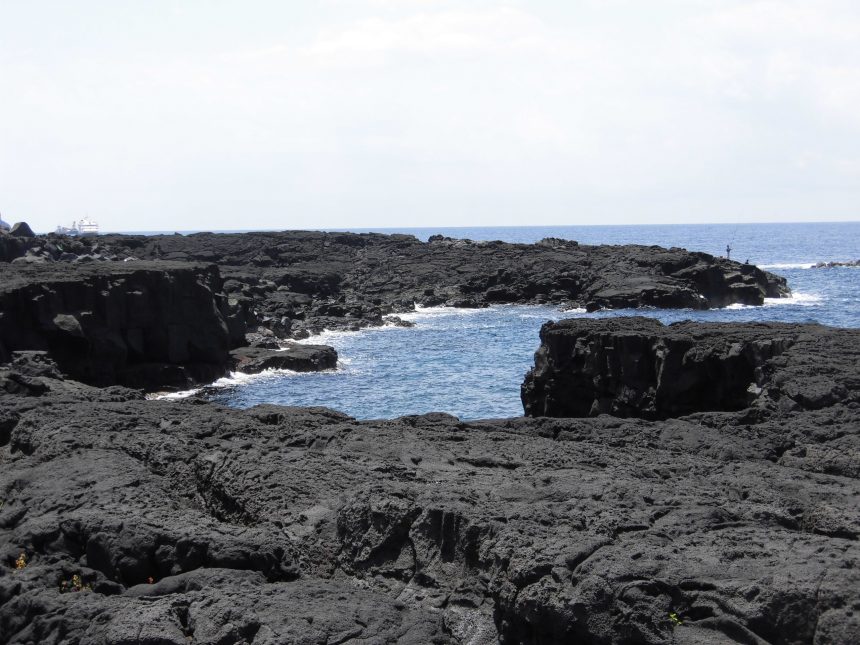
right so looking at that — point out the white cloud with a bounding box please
[0,1,858,231]
[684,1,860,127]
[300,7,559,67]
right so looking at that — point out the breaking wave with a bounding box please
[724,292,822,310]
[759,262,816,270]
[147,366,341,401]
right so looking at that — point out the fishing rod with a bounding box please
[726,226,738,261]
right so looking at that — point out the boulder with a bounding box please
[230,343,337,374]
[382,315,415,327]
[9,221,35,237]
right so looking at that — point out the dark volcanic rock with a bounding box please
[1,380,857,643]
[383,315,416,328]
[4,230,854,643]
[0,262,246,390]
[1,318,858,643]
[813,259,859,268]
[522,317,859,419]
[0,355,143,448]
[8,222,35,238]
[2,230,789,339]
[230,343,338,374]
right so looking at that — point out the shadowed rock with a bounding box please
[8,222,35,238]
[522,317,859,419]
[0,262,247,390]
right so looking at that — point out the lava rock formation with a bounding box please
[1,229,856,644]
[521,317,858,419]
[1,334,858,643]
[0,263,246,390]
[0,229,789,340]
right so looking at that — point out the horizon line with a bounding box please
[95,219,859,235]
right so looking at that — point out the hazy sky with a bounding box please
[1,1,859,232]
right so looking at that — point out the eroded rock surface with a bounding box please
[522,317,860,420]
[1,348,858,644]
[2,233,855,644]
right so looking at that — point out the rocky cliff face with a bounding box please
[0,262,247,389]
[522,317,859,419]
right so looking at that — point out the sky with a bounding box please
[1,1,859,233]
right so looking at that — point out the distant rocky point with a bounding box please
[813,259,859,268]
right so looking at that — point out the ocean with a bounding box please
[199,222,858,420]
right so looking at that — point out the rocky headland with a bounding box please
[1,227,857,644]
[1,228,788,341]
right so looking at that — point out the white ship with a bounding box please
[56,218,99,236]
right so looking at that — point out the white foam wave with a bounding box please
[147,366,341,401]
[759,262,816,270]
[398,304,489,322]
[147,388,200,400]
[210,370,292,387]
[765,292,822,306]
[723,292,822,310]
[294,328,360,345]
[517,307,586,320]
[293,320,409,346]
[761,261,858,270]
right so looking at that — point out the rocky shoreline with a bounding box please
[2,228,788,342]
[1,228,857,644]
[0,227,788,390]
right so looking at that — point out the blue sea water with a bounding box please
[203,222,859,420]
